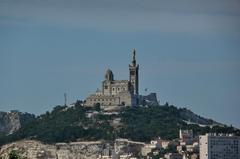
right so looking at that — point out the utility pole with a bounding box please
[64,93,67,106]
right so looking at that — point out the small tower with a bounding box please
[129,49,139,95]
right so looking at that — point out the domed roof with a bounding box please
[105,69,113,75]
[105,69,114,81]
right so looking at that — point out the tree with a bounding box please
[75,100,83,107]
[94,103,101,111]
[8,150,22,159]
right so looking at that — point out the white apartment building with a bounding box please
[199,133,240,159]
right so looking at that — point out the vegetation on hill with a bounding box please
[8,150,26,159]
[0,103,239,146]
[118,105,239,142]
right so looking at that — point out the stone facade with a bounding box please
[85,50,139,107]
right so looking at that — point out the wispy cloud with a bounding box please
[0,0,240,34]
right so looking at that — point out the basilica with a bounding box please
[85,50,158,107]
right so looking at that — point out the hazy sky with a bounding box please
[0,0,240,128]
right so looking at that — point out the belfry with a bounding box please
[129,49,139,95]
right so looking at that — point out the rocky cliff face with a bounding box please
[0,140,103,159]
[0,111,35,135]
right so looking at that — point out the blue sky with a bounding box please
[0,0,240,128]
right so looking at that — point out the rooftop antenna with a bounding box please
[64,93,67,106]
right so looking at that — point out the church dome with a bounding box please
[105,69,114,81]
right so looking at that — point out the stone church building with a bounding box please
[85,50,158,107]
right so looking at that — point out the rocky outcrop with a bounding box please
[0,139,146,159]
[115,138,145,157]
[0,111,35,135]
[0,140,103,159]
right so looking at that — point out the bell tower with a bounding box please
[129,49,139,95]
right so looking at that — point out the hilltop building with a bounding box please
[85,50,158,107]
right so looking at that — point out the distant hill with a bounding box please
[0,104,239,146]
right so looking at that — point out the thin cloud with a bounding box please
[0,0,240,34]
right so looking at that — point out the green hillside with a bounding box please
[0,103,239,145]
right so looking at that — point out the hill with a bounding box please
[0,104,239,146]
